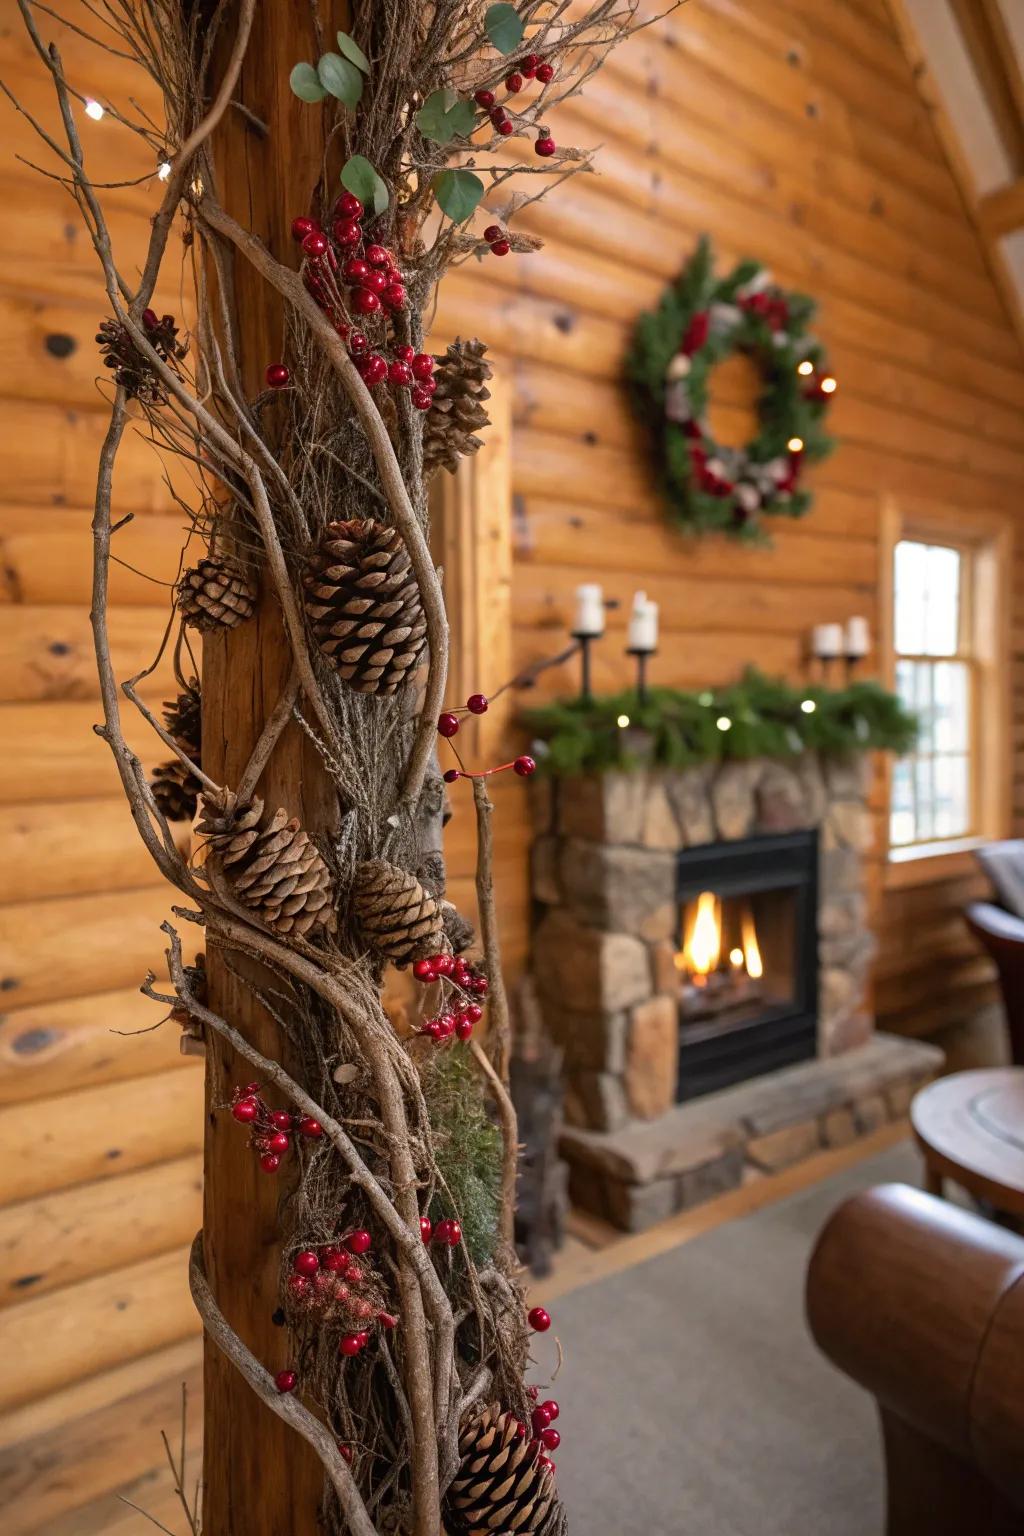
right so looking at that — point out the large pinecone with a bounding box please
[197,790,337,938]
[422,338,492,478]
[178,555,257,632]
[446,1404,558,1535]
[303,519,427,694]
[351,859,443,963]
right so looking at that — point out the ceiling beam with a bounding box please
[949,0,1024,174]
[979,177,1024,237]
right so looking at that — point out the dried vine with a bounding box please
[5,2,670,1531]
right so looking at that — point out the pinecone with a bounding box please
[422,339,492,478]
[351,860,444,963]
[96,310,187,403]
[163,679,201,757]
[303,519,427,694]
[446,1404,558,1535]
[150,759,202,822]
[197,790,337,938]
[178,555,257,632]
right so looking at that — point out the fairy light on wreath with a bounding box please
[626,235,837,542]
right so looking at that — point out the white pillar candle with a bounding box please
[573,582,605,637]
[628,591,659,652]
[845,615,870,658]
[812,622,843,659]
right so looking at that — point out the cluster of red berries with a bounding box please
[275,1231,400,1386]
[483,223,510,258]
[412,951,488,1044]
[499,1393,561,1477]
[437,693,490,736]
[229,1083,323,1173]
[474,54,558,156]
[419,1214,463,1247]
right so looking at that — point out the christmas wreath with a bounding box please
[626,237,837,541]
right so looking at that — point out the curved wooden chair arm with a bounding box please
[807,1183,1024,1530]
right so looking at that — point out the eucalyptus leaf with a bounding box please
[289,61,327,103]
[416,88,477,144]
[317,52,363,108]
[341,154,389,215]
[336,30,370,73]
[484,2,524,54]
[432,167,484,223]
[445,97,478,138]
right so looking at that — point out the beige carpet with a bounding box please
[547,1141,924,1536]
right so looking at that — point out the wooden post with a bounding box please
[199,5,342,1529]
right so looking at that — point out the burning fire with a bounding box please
[676,892,763,984]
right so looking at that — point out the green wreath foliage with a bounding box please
[523,668,917,777]
[626,237,837,543]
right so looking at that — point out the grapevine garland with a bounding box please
[626,237,837,542]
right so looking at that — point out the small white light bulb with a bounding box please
[617,713,630,729]
[797,360,813,376]
[800,699,817,714]
[787,436,804,453]
[157,160,172,181]
[716,716,732,732]
[84,99,105,121]
[820,376,837,394]
[698,691,713,707]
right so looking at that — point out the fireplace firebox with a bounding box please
[676,830,818,1100]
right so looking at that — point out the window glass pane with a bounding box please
[923,544,960,656]
[890,759,915,847]
[894,540,926,655]
[914,758,934,842]
[933,661,969,753]
[934,755,969,839]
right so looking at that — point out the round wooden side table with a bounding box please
[911,1067,1024,1217]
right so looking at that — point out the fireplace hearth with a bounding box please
[675,830,818,1100]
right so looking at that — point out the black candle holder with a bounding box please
[843,652,865,685]
[628,646,656,704]
[571,631,601,701]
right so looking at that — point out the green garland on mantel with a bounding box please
[523,668,918,777]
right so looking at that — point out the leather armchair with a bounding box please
[964,901,1024,1066]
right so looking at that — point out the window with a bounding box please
[890,540,973,848]
[883,501,1010,871]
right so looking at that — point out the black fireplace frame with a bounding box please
[675,828,818,1101]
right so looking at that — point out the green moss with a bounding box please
[422,1046,502,1266]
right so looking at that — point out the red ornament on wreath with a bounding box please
[626,236,836,542]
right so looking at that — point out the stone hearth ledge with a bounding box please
[559,1034,944,1231]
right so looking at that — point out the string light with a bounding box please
[797,360,814,376]
[84,99,105,121]
[616,713,630,728]
[820,376,837,394]
[800,698,817,714]
[716,716,732,732]
[157,161,172,181]
[787,436,804,453]
[698,691,713,707]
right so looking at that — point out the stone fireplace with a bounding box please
[528,756,942,1229]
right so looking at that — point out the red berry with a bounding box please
[535,136,556,157]
[395,343,415,363]
[432,1218,451,1244]
[438,711,460,738]
[352,287,381,316]
[142,308,158,329]
[344,257,370,284]
[483,224,504,244]
[325,1248,350,1275]
[291,216,315,241]
[528,1305,551,1332]
[267,1131,291,1154]
[365,244,389,267]
[348,331,369,356]
[339,1333,363,1356]
[505,71,524,92]
[378,1310,399,1328]
[411,353,435,380]
[338,1442,353,1463]
[361,268,388,294]
[265,363,289,388]
[496,118,514,136]
[425,1020,444,1041]
[382,282,407,310]
[472,975,490,996]
[447,1219,463,1246]
[513,1419,528,1438]
[527,1386,540,1400]
[337,191,363,218]
[389,360,413,388]
[356,1330,370,1347]
[536,62,555,84]
[270,1110,292,1131]
[293,1249,320,1276]
[275,1369,298,1393]
[333,218,361,246]
[411,386,433,410]
[361,353,388,386]
[464,1002,483,1024]
[443,768,460,784]
[475,89,496,108]
[345,1261,364,1284]
[413,958,436,982]
[260,1152,281,1173]
[436,1013,456,1038]
[466,693,489,714]
[455,1015,473,1041]
[514,755,537,777]
[287,1273,310,1298]
[299,1116,323,1138]
[346,1229,372,1255]
[540,1426,560,1450]
[490,239,511,257]
[419,1215,433,1243]
[537,1455,556,1475]
[531,1405,552,1433]
[433,953,455,976]
[540,1399,559,1421]
[302,229,329,257]
[231,1098,258,1123]
[243,1081,260,1095]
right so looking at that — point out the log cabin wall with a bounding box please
[0,0,1022,1451]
